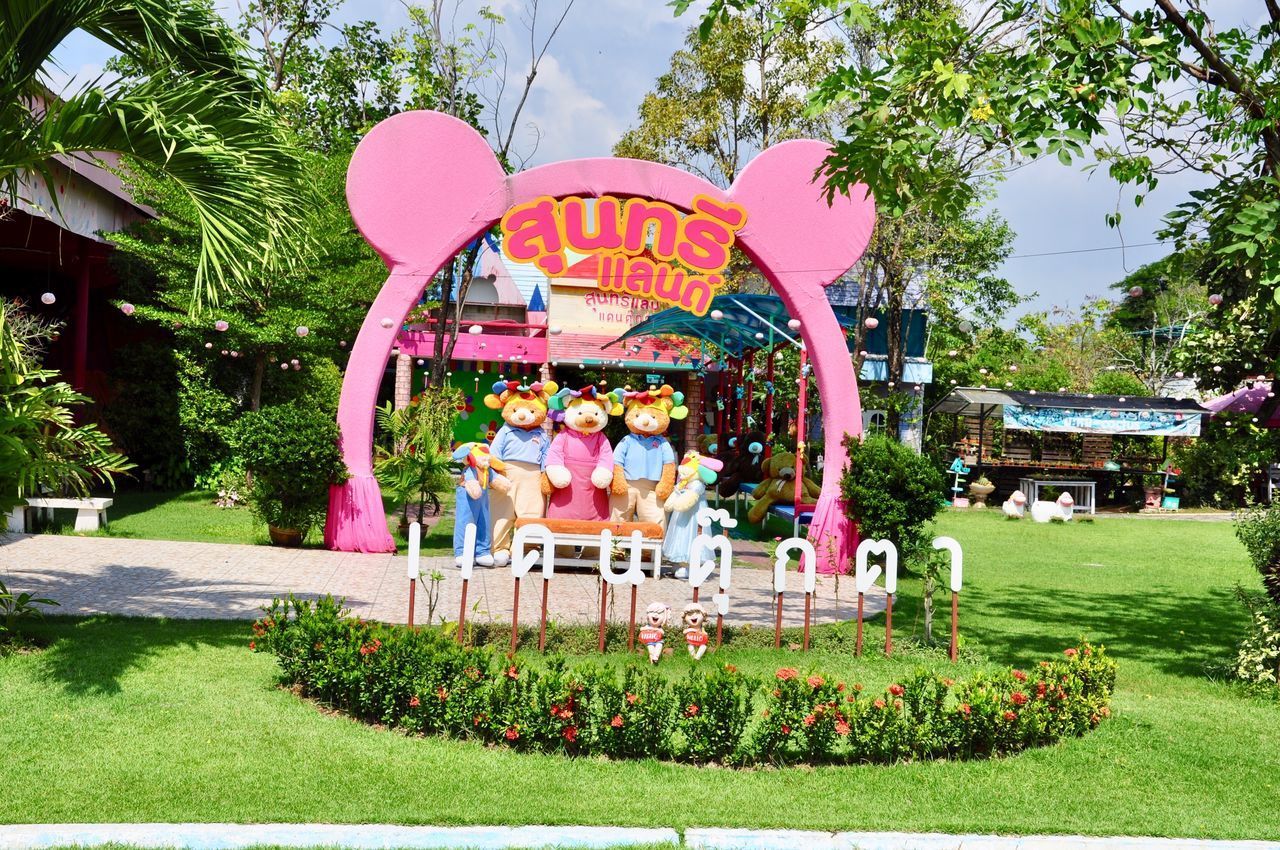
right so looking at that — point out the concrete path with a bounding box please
[0,533,881,627]
[2,824,1276,850]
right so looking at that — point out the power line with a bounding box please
[1005,241,1169,259]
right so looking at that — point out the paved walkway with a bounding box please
[0,533,881,627]
[2,824,1276,850]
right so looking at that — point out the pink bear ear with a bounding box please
[728,140,876,286]
[346,111,506,269]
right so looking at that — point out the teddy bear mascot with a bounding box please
[541,385,623,521]
[610,385,688,526]
[745,450,821,525]
[662,450,724,576]
[483,379,558,566]
[451,442,510,567]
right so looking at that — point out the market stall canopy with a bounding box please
[931,387,1208,437]
[1204,385,1280,428]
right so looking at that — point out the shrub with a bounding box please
[1234,503,1280,606]
[841,432,945,560]
[253,596,1116,767]
[234,401,347,534]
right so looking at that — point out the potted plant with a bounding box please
[234,401,347,546]
[968,475,996,506]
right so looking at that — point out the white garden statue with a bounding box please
[1002,490,1028,518]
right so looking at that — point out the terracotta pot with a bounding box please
[268,525,304,547]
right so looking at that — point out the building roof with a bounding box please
[931,387,1207,418]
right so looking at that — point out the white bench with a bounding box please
[513,518,665,575]
[7,497,113,533]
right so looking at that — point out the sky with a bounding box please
[48,0,1265,324]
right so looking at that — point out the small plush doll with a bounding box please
[542,385,624,521]
[483,379,559,565]
[746,451,821,525]
[662,450,724,574]
[611,385,688,526]
[638,601,670,664]
[451,442,510,567]
[682,602,709,660]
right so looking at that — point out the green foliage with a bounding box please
[1,0,310,303]
[373,392,458,524]
[0,579,57,637]
[234,401,347,533]
[841,432,945,560]
[253,595,1116,766]
[0,300,133,512]
[1235,503,1280,607]
[1232,591,1280,689]
[1173,425,1280,509]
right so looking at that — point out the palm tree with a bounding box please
[0,1,308,305]
[0,298,133,513]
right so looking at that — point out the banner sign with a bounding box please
[499,195,747,317]
[1003,404,1202,437]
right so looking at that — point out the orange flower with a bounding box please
[504,726,519,741]
[685,704,700,717]
[1064,647,1078,658]
[505,665,519,679]
[873,698,886,710]
[776,668,799,681]
[562,726,578,743]
[1003,710,1016,722]
[248,641,255,651]
[1012,669,1027,682]
[625,692,639,705]
[409,696,420,707]
[807,675,825,688]
[1010,691,1028,706]
[835,720,850,736]
[803,713,816,727]
[959,703,971,715]
[888,683,904,696]
[611,714,624,728]
[780,724,791,735]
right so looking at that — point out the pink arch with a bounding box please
[327,111,876,571]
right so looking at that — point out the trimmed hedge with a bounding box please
[252,596,1116,766]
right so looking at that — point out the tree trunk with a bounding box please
[250,353,267,412]
[885,280,905,436]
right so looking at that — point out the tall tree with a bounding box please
[1,0,309,305]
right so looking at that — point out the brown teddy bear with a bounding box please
[610,385,688,525]
[746,451,821,525]
[483,380,558,566]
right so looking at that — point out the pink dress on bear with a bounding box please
[545,429,614,520]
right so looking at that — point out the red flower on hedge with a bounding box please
[473,714,486,726]
[248,641,255,651]
[1036,682,1048,699]
[1003,710,1017,722]
[504,726,520,741]
[625,692,638,705]
[888,683,904,696]
[807,675,825,688]
[409,696,420,707]
[854,683,864,692]
[894,699,903,710]
[724,664,737,673]
[959,703,971,715]
[1064,647,1078,658]
[611,714,624,728]
[1100,706,1111,718]
[836,682,846,692]
[436,687,448,701]
[835,720,850,736]
[1010,691,1028,706]
[776,668,799,681]
[800,713,815,727]
[873,698,886,710]
[562,726,579,743]
[685,704,700,717]
[1012,669,1027,682]
[505,665,519,679]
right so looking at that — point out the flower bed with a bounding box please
[252,596,1116,766]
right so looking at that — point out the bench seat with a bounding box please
[8,497,113,533]
[512,517,665,575]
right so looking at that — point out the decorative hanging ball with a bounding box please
[1119,397,1127,402]
[446,371,453,377]
[914,385,922,393]
[1175,371,1184,378]
[1029,389,1037,395]
[220,349,229,356]
[1269,392,1276,398]
[787,319,801,330]
[979,368,988,375]
[1087,393,1095,398]
[204,342,213,349]
[280,362,289,370]
[950,379,958,385]
[339,340,347,347]
[1213,365,1223,373]
[1208,293,1223,306]
[711,310,724,320]
[1058,387,1067,393]
[887,381,895,388]
[579,363,586,368]
[40,292,55,305]
[864,317,879,330]
[1005,381,1013,387]
[416,359,424,366]
[549,326,563,335]
[214,320,229,332]
[1129,286,1143,298]
[292,362,301,371]
[295,326,309,337]
[290,359,300,367]
[230,351,239,358]
[120,303,135,316]
[551,360,558,367]
[859,350,868,357]
[754,332,764,340]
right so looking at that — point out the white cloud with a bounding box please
[510,52,625,163]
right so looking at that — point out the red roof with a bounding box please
[550,333,692,371]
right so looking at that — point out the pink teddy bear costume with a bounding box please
[544,386,620,521]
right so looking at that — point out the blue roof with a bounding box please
[528,284,546,312]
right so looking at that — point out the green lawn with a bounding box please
[30,489,456,554]
[2,512,1278,837]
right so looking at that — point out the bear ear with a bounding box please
[669,404,689,421]
[483,393,504,410]
[547,389,570,411]
[541,381,559,399]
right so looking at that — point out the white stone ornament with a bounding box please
[932,536,963,593]
[511,523,556,580]
[773,537,817,594]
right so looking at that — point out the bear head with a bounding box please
[549,385,623,435]
[621,384,688,437]
[483,379,559,430]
